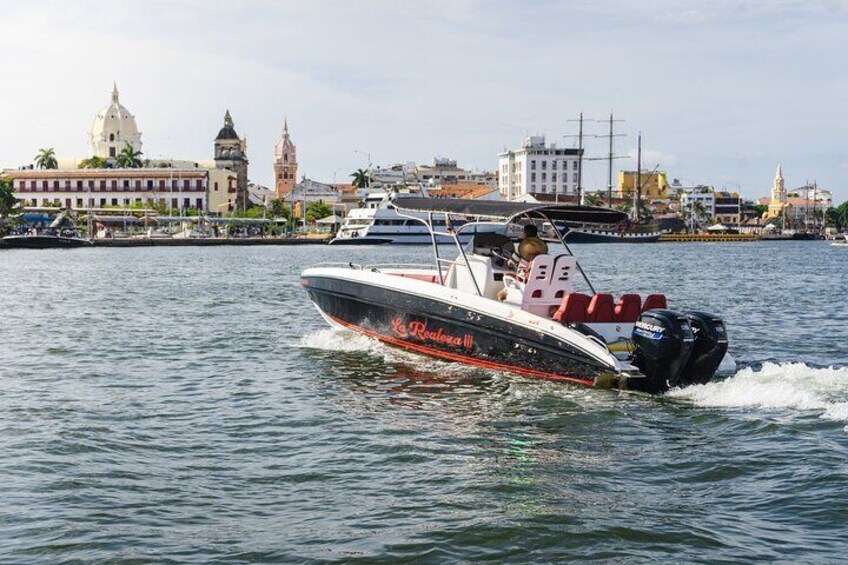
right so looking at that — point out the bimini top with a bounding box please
[391,197,628,224]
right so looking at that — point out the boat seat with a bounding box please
[586,293,615,323]
[642,293,667,312]
[614,294,642,323]
[553,292,591,323]
[516,253,554,298]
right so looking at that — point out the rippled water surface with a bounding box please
[1,242,847,563]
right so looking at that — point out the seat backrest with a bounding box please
[586,293,615,323]
[553,292,591,323]
[614,293,642,323]
[550,255,578,297]
[642,293,668,312]
[520,254,554,300]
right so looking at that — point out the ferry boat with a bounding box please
[303,198,733,393]
[329,191,499,245]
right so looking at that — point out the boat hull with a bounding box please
[1,235,93,249]
[301,272,639,389]
[564,228,660,243]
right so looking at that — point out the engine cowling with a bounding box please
[679,311,728,386]
[631,309,694,392]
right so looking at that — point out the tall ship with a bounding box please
[330,190,500,245]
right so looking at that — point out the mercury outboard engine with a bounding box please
[631,310,694,392]
[680,311,728,385]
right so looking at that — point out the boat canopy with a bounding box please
[391,198,628,224]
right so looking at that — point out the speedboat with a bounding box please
[1,211,92,249]
[301,198,732,394]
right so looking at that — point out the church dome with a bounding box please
[274,119,296,161]
[89,83,142,159]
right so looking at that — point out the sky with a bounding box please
[1,0,847,202]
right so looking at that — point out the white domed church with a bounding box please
[88,83,142,159]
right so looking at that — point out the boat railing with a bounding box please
[363,262,440,271]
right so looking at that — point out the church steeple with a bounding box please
[274,118,298,198]
[111,82,119,104]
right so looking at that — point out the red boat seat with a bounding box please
[614,294,642,323]
[553,292,590,323]
[586,293,615,323]
[642,293,667,312]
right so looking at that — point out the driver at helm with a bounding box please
[497,224,548,301]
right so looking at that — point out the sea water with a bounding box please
[0,241,846,563]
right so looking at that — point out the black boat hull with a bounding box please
[1,235,93,249]
[301,274,628,388]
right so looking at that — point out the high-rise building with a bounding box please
[497,136,581,200]
[273,119,297,198]
[214,110,249,212]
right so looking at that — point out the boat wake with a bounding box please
[669,362,848,429]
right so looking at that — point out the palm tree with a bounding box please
[115,143,143,168]
[350,168,370,189]
[35,148,58,169]
[0,177,21,217]
[584,193,600,206]
[78,156,107,169]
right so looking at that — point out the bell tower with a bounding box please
[273,119,298,199]
[214,110,249,212]
[767,164,787,219]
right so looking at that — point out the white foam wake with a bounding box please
[298,328,378,353]
[669,362,848,427]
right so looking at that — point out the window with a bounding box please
[563,173,568,183]
[573,161,578,170]
[42,181,48,190]
[100,180,106,190]
[541,185,547,192]
[542,161,547,170]
[112,180,118,190]
[196,198,203,210]
[147,180,154,189]
[542,173,546,181]
[123,180,129,189]
[214,182,219,191]
[109,133,115,141]
[76,180,83,189]
[109,147,116,157]
[552,161,557,170]
[88,180,94,189]
[531,173,536,182]
[111,198,118,206]
[531,160,536,170]
[53,181,59,190]
[552,173,557,182]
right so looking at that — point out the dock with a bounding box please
[91,237,330,247]
[658,233,759,243]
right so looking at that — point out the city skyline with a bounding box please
[2,0,846,201]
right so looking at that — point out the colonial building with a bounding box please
[766,164,787,219]
[273,120,298,199]
[6,168,208,211]
[89,83,142,159]
[214,110,249,212]
[616,170,669,201]
[498,136,582,200]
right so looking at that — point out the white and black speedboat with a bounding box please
[302,198,733,394]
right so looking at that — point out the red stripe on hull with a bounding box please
[326,314,596,388]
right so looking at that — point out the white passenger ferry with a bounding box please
[330,191,499,245]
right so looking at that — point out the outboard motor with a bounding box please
[679,311,728,385]
[631,310,694,392]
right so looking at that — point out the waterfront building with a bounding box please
[498,136,582,199]
[680,185,716,217]
[428,182,503,201]
[415,157,495,187]
[89,83,142,159]
[616,170,669,201]
[214,110,250,213]
[273,120,297,199]
[5,168,208,211]
[714,191,742,226]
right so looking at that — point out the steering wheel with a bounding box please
[490,246,512,265]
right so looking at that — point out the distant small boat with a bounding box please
[1,232,93,249]
[328,236,392,245]
[832,238,848,248]
[1,210,93,249]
